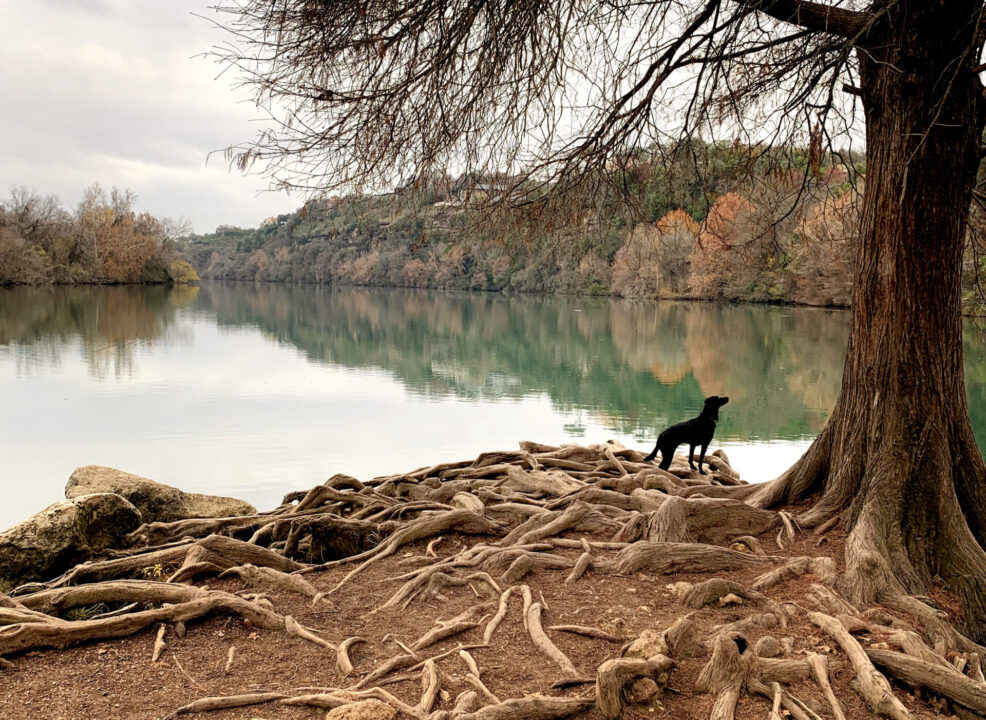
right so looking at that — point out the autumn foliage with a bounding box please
[0,184,196,286]
[184,153,879,308]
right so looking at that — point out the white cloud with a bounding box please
[0,1,296,232]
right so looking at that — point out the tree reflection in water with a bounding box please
[7,282,986,529]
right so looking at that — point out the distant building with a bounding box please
[449,173,513,204]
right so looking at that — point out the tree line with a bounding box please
[183,143,986,313]
[0,184,199,286]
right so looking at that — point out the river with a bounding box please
[3,283,986,530]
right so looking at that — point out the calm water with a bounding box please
[4,283,986,531]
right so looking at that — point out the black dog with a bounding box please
[643,396,729,474]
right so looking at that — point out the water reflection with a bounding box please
[3,283,986,530]
[0,285,197,378]
[194,284,848,441]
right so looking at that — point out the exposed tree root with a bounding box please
[525,602,578,676]
[635,496,778,545]
[465,672,501,705]
[867,648,986,715]
[318,510,506,593]
[451,695,594,720]
[410,604,492,651]
[548,625,622,642]
[218,563,319,599]
[679,578,772,609]
[483,585,519,644]
[354,653,420,689]
[729,535,766,556]
[33,534,305,590]
[284,614,334,650]
[0,588,297,656]
[280,691,351,709]
[223,645,236,673]
[501,553,572,584]
[808,611,912,720]
[752,556,837,590]
[337,636,367,677]
[151,623,167,663]
[9,440,986,720]
[167,692,286,717]
[609,541,775,575]
[747,678,824,720]
[459,650,500,704]
[695,634,752,720]
[767,681,784,720]
[564,552,593,584]
[807,653,847,720]
[596,655,673,719]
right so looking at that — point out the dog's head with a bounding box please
[704,395,729,409]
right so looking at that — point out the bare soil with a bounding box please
[0,445,972,720]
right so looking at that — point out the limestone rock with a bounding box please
[628,677,660,704]
[754,635,783,658]
[623,629,668,659]
[0,493,141,590]
[325,699,396,720]
[66,465,256,523]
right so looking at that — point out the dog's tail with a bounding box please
[643,447,657,462]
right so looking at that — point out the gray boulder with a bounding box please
[0,493,141,591]
[66,466,256,524]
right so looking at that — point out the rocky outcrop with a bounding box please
[65,466,256,524]
[0,493,141,591]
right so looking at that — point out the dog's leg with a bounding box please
[688,444,697,470]
[658,445,672,470]
[698,443,708,475]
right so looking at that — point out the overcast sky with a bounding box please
[0,1,296,233]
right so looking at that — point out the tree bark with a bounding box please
[746,1,986,639]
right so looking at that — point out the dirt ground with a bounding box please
[0,442,972,720]
[0,526,947,720]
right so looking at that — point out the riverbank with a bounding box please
[0,441,972,720]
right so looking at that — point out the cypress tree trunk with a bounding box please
[745,1,986,640]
